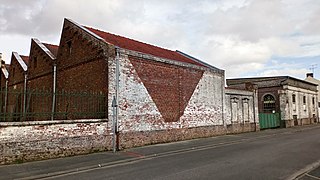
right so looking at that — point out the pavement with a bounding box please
[294,161,320,180]
[1,125,320,180]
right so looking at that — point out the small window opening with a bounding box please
[34,57,37,68]
[312,97,315,105]
[303,96,306,104]
[67,40,72,55]
[292,94,296,103]
[12,67,15,78]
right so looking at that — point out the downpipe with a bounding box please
[112,47,120,152]
[51,63,57,120]
[23,73,27,120]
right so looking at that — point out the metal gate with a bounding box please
[259,113,280,129]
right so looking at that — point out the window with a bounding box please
[243,98,249,122]
[67,40,72,55]
[33,57,37,68]
[312,97,315,105]
[263,94,276,113]
[231,97,239,122]
[303,96,306,104]
[292,94,296,103]
[12,67,15,78]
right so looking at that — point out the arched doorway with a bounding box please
[259,94,280,129]
[263,94,276,113]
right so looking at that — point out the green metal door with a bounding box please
[259,113,280,129]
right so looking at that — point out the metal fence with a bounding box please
[0,88,107,121]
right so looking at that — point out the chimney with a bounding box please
[306,73,314,78]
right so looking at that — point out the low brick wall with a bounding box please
[119,123,259,149]
[284,118,317,128]
[0,120,259,164]
[0,119,111,165]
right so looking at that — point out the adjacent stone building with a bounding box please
[305,73,320,119]
[227,76,319,128]
[225,87,259,133]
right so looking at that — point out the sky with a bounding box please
[0,0,319,79]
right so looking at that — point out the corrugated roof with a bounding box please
[84,26,204,67]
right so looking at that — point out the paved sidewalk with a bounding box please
[1,125,320,180]
[295,162,320,180]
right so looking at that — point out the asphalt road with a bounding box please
[34,126,320,180]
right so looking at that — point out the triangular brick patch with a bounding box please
[129,57,204,122]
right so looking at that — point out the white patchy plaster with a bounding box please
[118,55,162,132]
[180,71,224,127]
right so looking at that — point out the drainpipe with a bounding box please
[23,73,27,120]
[253,88,257,131]
[112,47,120,152]
[4,79,8,121]
[51,62,57,120]
[221,72,225,128]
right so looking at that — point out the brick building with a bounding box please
[28,38,58,90]
[5,39,58,121]
[7,52,28,121]
[26,38,58,120]
[56,18,226,147]
[227,76,319,128]
[0,18,259,164]
[0,53,9,116]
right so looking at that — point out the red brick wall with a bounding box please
[0,73,6,89]
[56,21,111,93]
[129,56,204,122]
[28,39,54,90]
[258,86,282,113]
[8,55,25,88]
[7,55,26,121]
[54,20,114,119]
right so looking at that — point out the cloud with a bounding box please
[258,68,309,78]
[0,0,320,79]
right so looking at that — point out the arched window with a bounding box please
[263,94,276,113]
